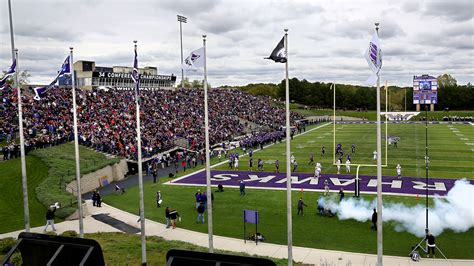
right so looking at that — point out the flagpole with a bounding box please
[284,28,293,266]
[385,81,388,166]
[203,34,214,253]
[9,0,30,232]
[14,49,30,232]
[375,22,383,266]
[134,40,147,265]
[70,47,84,238]
[8,0,15,60]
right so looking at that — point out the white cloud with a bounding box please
[0,0,472,87]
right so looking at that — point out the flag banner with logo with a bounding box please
[365,31,382,86]
[265,36,287,63]
[33,56,71,100]
[182,47,205,71]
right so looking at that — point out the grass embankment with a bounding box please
[0,156,49,233]
[0,232,289,265]
[94,233,288,265]
[31,144,120,218]
[0,143,120,233]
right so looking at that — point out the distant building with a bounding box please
[58,60,176,90]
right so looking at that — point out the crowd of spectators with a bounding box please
[239,130,285,149]
[1,86,303,160]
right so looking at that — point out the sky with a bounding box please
[1,0,473,87]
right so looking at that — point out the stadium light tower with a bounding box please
[177,15,187,88]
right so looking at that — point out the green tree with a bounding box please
[187,79,211,89]
[2,70,30,86]
[191,79,202,88]
[177,77,191,88]
[239,83,279,97]
[437,73,457,88]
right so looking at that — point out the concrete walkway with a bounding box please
[1,200,470,265]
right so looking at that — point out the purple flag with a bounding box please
[33,56,71,100]
[131,48,139,97]
[0,59,17,89]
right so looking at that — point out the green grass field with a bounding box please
[105,179,474,259]
[214,123,474,179]
[104,123,474,259]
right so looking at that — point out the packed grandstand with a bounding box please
[1,86,306,161]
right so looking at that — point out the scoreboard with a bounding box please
[413,75,438,104]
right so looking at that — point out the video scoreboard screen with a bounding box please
[413,75,438,104]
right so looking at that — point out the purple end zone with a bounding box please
[169,170,474,196]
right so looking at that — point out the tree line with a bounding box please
[237,74,473,111]
[3,70,472,110]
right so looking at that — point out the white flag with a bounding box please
[182,47,205,72]
[365,31,382,86]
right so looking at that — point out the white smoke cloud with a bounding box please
[319,179,474,237]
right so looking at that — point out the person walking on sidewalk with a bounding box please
[44,206,57,232]
[196,202,205,224]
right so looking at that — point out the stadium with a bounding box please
[64,60,177,90]
[1,1,474,266]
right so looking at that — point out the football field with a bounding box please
[213,122,474,180]
[103,122,474,258]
